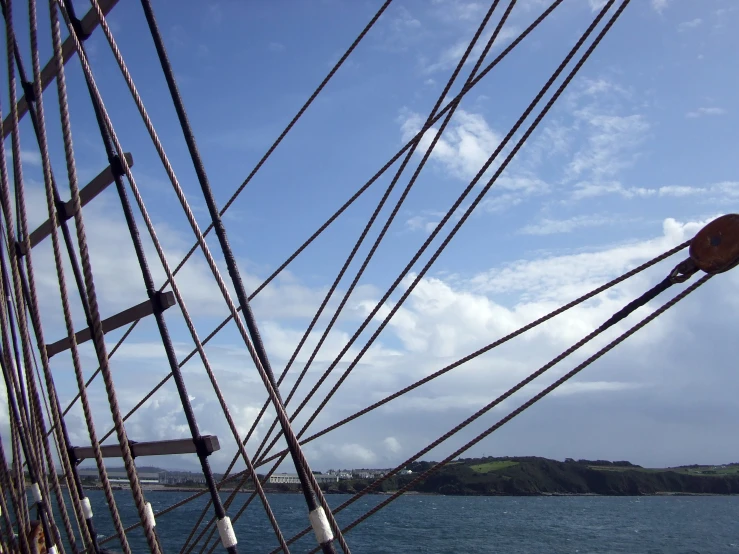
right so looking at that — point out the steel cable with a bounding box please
[60,0,565,432]
[295,273,712,552]
[57,0,394,425]
[255,0,625,475]
[192,2,515,550]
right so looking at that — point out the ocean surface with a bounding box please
[50,490,739,553]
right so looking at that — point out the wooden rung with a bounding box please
[45,291,176,358]
[1,0,120,139]
[72,435,221,460]
[20,153,133,254]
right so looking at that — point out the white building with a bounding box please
[158,470,207,485]
[268,473,338,485]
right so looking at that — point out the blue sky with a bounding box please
[1,0,738,479]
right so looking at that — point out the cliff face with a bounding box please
[394,457,739,496]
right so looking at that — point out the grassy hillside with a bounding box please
[319,458,739,496]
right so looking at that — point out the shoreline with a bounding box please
[79,486,739,497]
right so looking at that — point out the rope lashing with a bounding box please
[599,213,739,332]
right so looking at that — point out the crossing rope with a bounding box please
[94,3,566,530]
[295,273,713,553]
[252,0,624,488]
[0,0,730,552]
[190,2,519,550]
[58,0,395,427]
[61,0,565,437]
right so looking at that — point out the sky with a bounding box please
[0,0,737,480]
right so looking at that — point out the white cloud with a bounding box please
[5,150,42,166]
[678,18,702,31]
[399,107,502,181]
[550,380,645,396]
[423,26,520,74]
[518,214,617,235]
[372,4,426,52]
[565,111,649,182]
[406,212,443,233]
[17,207,739,474]
[686,107,727,118]
[430,0,488,23]
[392,6,422,31]
[587,0,608,10]
[383,436,402,454]
[304,442,378,467]
[651,0,670,14]
[572,180,739,202]
[470,217,706,299]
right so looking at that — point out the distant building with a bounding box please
[158,470,206,485]
[268,473,338,485]
[399,469,413,475]
[353,470,387,479]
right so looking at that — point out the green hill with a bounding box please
[396,457,739,496]
[322,457,739,496]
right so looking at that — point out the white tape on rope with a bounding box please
[144,502,156,528]
[82,497,93,519]
[217,516,237,548]
[31,483,42,503]
[48,546,58,554]
[309,507,334,545]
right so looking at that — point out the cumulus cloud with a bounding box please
[398,107,503,182]
[13,172,739,474]
[383,436,402,454]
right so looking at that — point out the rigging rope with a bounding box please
[246,6,524,504]
[252,0,624,482]
[10,419,30,544]
[0,436,22,552]
[93,0,565,497]
[295,273,713,552]
[257,240,691,468]
[131,1,345,550]
[95,2,620,536]
[251,0,513,476]
[68,0,350,551]
[60,0,565,435]
[3,0,725,551]
[0,1,126,550]
[58,4,291,552]
[0,3,78,549]
[190,2,517,549]
[49,1,165,550]
[107,191,694,551]
[57,0,394,426]
[0,321,56,552]
[0,450,17,553]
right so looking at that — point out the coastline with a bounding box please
[79,485,739,497]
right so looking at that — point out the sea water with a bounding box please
[53,491,739,553]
